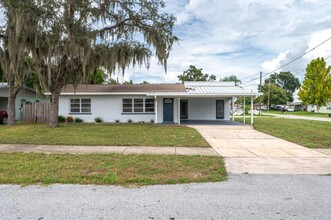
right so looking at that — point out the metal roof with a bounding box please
[185,85,252,94]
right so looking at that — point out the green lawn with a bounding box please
[263,110,329,118]
[0,123,210,147]
[0,153,227,186]
[235,117,331,148]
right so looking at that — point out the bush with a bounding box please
[94,117,103,123]
[58,115,66,123]
[150,119,154,124]
[115,120,120,123]
[74,117,83,123]
[66,116,74,123]
[127,119,132,123]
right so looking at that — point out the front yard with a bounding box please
[0,123,210,148]
[0,153,227,186]
[235,117,331,148]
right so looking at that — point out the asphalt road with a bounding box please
[0,174,330,220]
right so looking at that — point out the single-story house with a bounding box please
[52,82,259,124]
[0,83,47,121]
[307,103,331,113]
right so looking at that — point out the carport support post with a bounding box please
[243,96,246,124]
[231,97,235,121]
[155,96,158,123]
[178,96,181,125]
[250,96,254,125]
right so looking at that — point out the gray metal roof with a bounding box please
[184,82,255,95]
[185,85,252,94]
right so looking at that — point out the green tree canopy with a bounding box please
[265,71,300,102]
[178,65,216,82]
[89,69,106,85]
[298,57,331,111]
[220,75,241,85]
[263,84,288,105]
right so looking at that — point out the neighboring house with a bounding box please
[307,103,331,113]
[52,82,259,124]
[0,83,47,120]
[286,102,307,111]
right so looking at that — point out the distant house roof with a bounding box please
[53,81,259,97]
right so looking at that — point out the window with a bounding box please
[122,98,155,113]
[145,99,155,112]
[134,99,144,112]
[123,99,133,112]
[70,99,91,113]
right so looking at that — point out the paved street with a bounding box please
[190,124,331,174]
[0,174,330,220]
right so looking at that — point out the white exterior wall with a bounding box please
[183,97,231,120]
[59,95,155,123]
[307,103,331,113]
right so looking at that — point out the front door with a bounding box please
[216,100,224,119]
[163,98,174,122]
[180,100,188,119]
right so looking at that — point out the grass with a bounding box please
[0,123,210,148]
[235,117,331,148]
[263,110,330,118]
[0,153,227,186]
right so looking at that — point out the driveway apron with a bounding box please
[189,124,331,174]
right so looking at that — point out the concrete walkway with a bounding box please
[189,124,331,174]
[263,113,331,122]
[0,144,218,156]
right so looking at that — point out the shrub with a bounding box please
[127,119,132,123]
[115,120,120,123]
[150,119,154,124]
[66,116,74,123]
[94,117,103,123]
[58,115,66,123]
[74,117,84,123]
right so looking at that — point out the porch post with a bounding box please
[243,96,246,124]
[231,97,235,121]
[155,96,158,123]
[250,96,254,125]
[178,96,181,125]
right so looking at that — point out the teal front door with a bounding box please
[163,98,174,123]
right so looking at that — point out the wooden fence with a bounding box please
[22,102,51,124]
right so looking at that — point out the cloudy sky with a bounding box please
[120,0,331,92]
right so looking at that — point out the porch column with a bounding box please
[231,97,235,121]
[155,96,158,123]
[243,96,246,124]
[250,96,254,125]
[178,96,181,125]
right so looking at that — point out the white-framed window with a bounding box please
[122,98,155,113]
[70,98,91,113]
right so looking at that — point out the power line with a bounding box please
[242,35,331,84]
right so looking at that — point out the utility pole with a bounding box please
[259,71,262,116]
[267,78,271,111]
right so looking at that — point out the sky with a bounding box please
[117,0,331,92]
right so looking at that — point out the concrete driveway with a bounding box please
[188,122,331,174]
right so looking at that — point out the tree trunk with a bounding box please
[316,106,320,113]
[49,89,61,128]
[7,84,20,126]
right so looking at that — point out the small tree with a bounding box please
[262,84,288,106]
[220,75,242,86]
[298,57,331,112]
[178,65,216,82]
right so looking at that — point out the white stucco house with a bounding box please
[54,82,259,124]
